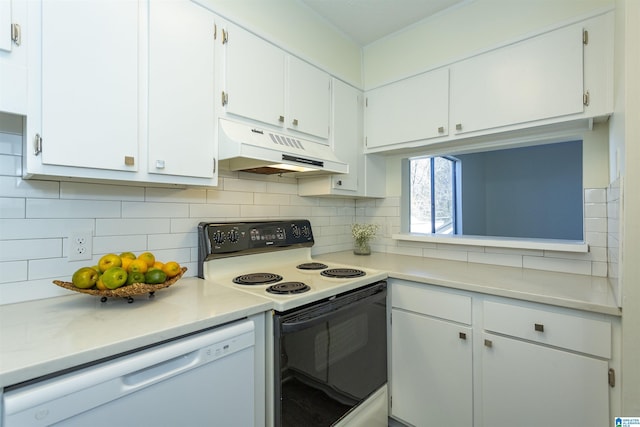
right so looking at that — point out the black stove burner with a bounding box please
[296,262,328,270]
[320,268,366,278]
[267,282,310,294]
[233,273,283,285]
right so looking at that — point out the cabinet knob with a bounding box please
[455,123,463,131]
[292,118,299,126]
[124,156,135,166]
[278,115,285,123]
[484,339,493,348]
[336,180,342,186]
[459,332,467,340]
[156,160,165,169]
[534,323,544,332]
[438,126,445,134]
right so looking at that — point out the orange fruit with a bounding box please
[162,261,181,278]
[127,259,148,274]
[138,252,156,268]
[121,257,133,271]
[153,261,164,271]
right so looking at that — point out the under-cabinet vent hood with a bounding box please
[218,119,348,176]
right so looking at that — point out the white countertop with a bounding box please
[315,251,621,316]
[0,277,272,388]
[1,252,621,389]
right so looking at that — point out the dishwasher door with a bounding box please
[3,319,255,427]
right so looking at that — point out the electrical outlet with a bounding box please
[69,231,92,261]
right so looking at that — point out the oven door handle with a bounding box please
[280,289,386,333]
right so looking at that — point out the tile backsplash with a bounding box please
[0,119,614,305]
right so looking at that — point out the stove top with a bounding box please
[198,220,387,311]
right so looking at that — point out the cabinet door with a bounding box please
[148,0,216,179]
[482,334,609,427]
[390,309,472,426]
[287,56,330,139]
[450,24,584,135]
[365,68,449,150]
[223,22,285,128]
[0,0,27,115]
[330,79,359,192]
[40,0,139,172]
[1,0,12,52]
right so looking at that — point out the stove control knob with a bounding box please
[212,229,225,245]
[228,229,239,243]
[291,224,301,238]
[301,225,311,237]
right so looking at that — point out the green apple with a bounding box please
[72,267,99,289]
[101,267,128,290]
[126,271,146,285]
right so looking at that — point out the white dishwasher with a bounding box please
[3,318,255,427]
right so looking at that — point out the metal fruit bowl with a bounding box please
[53,267,187,303]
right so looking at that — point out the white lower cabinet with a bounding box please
[390,280,473,426]
[388,279,617,427]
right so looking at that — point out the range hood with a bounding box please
[217,118,348,176]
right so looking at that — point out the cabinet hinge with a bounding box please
[608,368,616,387]
[390,395,392,408]
[221,91,228,106]
[213,157,216,174]
[34,133,42,156]
[214,23,217,40]
[583,91,590,107]
[222,28,228,44]
[583,29,589,45]
[365,136,368,147]
[365,97,368,108]
[11,23,21,46]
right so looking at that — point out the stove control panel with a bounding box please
[198,220,314,259]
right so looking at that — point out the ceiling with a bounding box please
[299,0,469,46]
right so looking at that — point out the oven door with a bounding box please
[273,282,387,427]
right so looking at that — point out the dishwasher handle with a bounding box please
[121,349,199,390]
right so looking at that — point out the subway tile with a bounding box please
[468,251,523,268]
[28,257,93,280]
[95,218,170,236]
[0,130,22,155]
[145,187,207,203]
[189,203,241,218]
[206,189,253,205]
[0,154,21,176]
[365,206,398,217]
[0,279,70,305]
[584,188,606,203]
[265,181,298,195]
[147,247,191,265]
[422,248,468,262]
[122,201,189,218]
[0,238,62,262]
[523,255,592,275]
[591,262,607,277]
[255,192,289,206]
[278,205,313,218]
[312,206,337,217]
[585,231,607,247]
[386,245,423,257]
[223,178,267,193]
[0,177,59,198]
[289,195,319,207]
[148,232,197,250]
[584,217,607,233]
[0,197,25,218]
[0,218,95,239]
[172,218,221,234]
[584,202,606,219]
[26,199,122,218]
[60,182,144,201]
[0,261,27,283]
[93,235,148,255]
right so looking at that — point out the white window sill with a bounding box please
[392,233,589,253]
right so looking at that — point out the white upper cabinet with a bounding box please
[222,22,285,129]
[286,56,330,139]
[221,23,331,140]
[148,0,217,180]
[365,68,449,150]
[34,0,140,173]
[0,0,28,114]
[450,23,585,135]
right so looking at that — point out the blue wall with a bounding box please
[458,141,583,240]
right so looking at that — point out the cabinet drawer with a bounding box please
[391,281,471,325]
[483,301,611,358]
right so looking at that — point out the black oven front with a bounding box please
[273,281,387,427]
